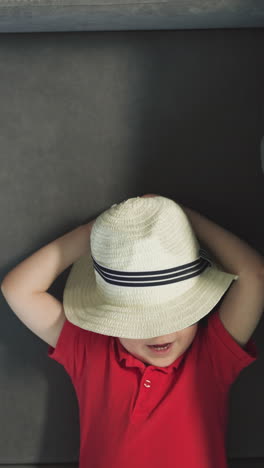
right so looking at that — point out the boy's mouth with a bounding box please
[147,342,173,353]
[148,342,171,347]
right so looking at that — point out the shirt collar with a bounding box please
[112,336,189,375]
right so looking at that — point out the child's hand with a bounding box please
[142,193,185,210]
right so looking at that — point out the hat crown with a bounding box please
[90,195,199,273]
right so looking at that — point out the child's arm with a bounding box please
[1,221,95,294]
[1,220,95,347]
[181,204,264,348]
[181,205,264,276]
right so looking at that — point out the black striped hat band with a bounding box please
[91,249,212,288]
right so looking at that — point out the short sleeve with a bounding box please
[203,308,258,391]
[48,318,89,381]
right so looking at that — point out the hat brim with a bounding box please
[63,246,238,339]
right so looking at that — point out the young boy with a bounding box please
[1,194,263,468]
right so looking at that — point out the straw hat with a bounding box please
[63,195,238,339]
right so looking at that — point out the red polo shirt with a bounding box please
[48,307,258,468]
